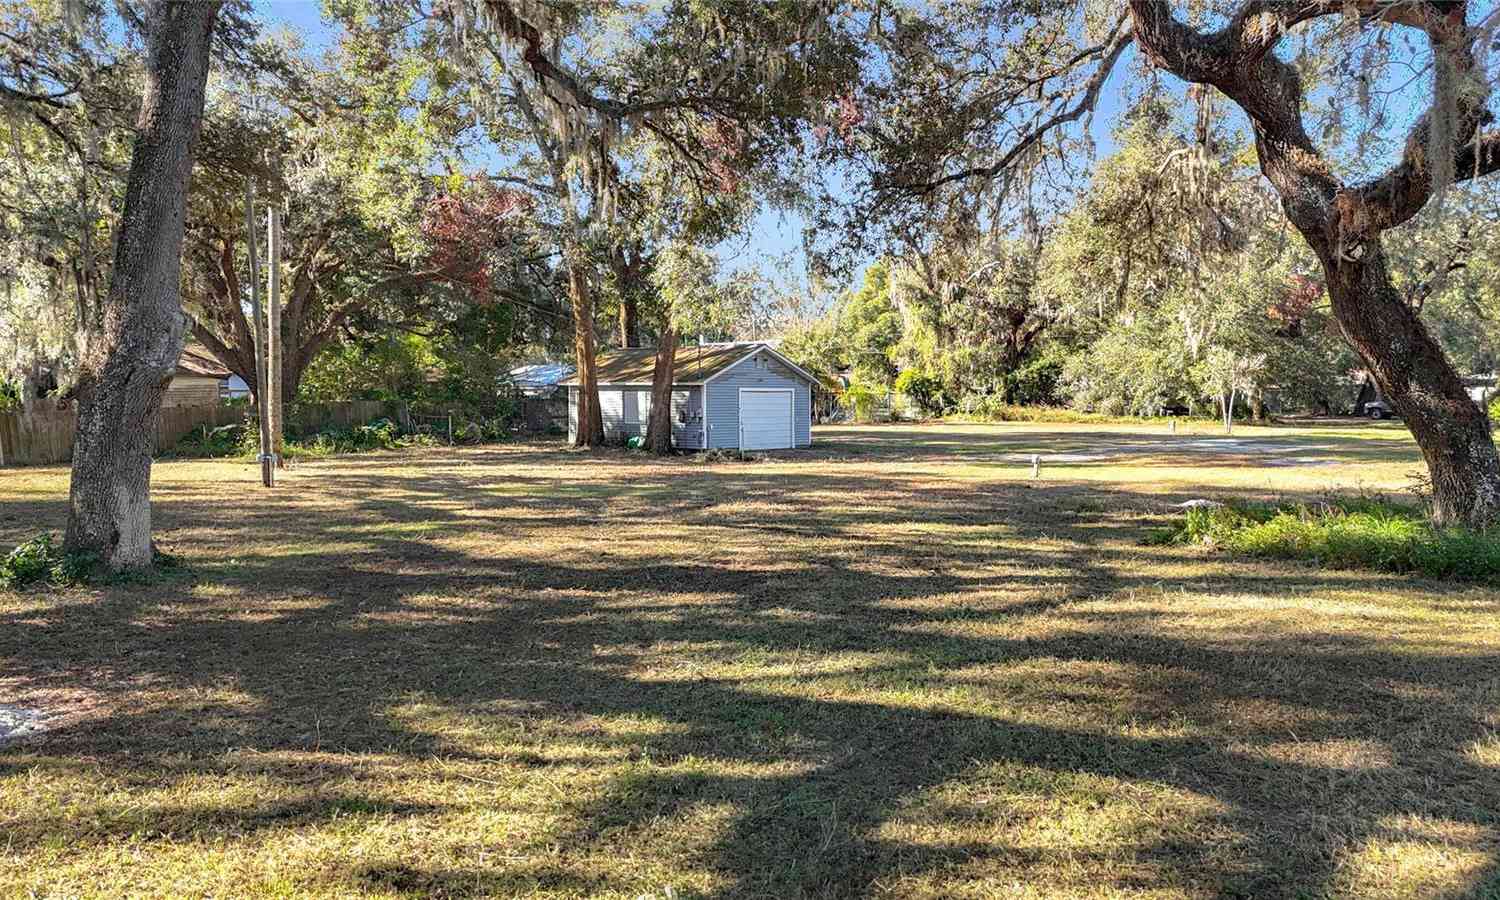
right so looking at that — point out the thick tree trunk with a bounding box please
[611,241,643,348]
[645,326,677,455]
[64,0,221,570]
[619,293,639,348]
[568,266,604,446]
[1318,242,1500,526]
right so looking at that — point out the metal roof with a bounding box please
[509,362,575,388]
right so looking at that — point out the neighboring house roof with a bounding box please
[562,342,819,387]
[509,362,575,390]
[175,347,231,379]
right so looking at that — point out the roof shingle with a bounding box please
[562,343,764,386]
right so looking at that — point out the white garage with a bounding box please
[738,388,795,450]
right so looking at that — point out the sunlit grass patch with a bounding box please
[1333,816,1498,900]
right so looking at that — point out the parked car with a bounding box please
[1160,401,1190,417]
[1365,399,1398,420]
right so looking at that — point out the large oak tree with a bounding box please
[62,1,223,569]
[828,1,1500,527]
[1126,1,1500,525]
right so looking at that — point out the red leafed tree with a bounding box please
[1268,274,1323,338]
[191,179,535,407]
[419,184,531,304]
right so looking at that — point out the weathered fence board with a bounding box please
[283,400,400,437]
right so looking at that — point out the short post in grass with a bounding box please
[1170,418,1176,434]
[1031,454,1040,479]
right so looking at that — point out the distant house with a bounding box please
[165,347,232,407]
[563,342,818,450]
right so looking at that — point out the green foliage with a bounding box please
[1489,393,1500,424]
[167,415,469,461]
[1001,355,1064,407]
[0,534,97,590]
[166,423,247,459]
[1045,101,1354,417]
[0,381,19,413]
[651,243,748,338]
[894,369,943,415]
[1160,499,1500,583]
[777,316,843,386]
[838,261,902,387]
[948,401,1131,424]
[842,378,882,423]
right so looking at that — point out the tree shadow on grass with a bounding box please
[0,431,1496,897]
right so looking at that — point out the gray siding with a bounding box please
[703,350,812,449]
[672,387,705,449]
[569,384,705,448]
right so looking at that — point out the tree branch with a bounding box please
[894,20,1133,195]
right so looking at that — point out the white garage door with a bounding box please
[739,389,794,450]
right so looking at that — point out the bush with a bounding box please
[842,380,882,423]
[168,421,248,459]
[1489,393,1500,426]
[950,400,1124,424]
[1158,498,1500,583]
[170,412,503,461]
[1002,356,1064,406]
[894,369,944,416]
[0,533,97,590]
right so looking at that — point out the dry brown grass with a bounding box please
[1,421,1497,898]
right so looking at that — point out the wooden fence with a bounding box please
[0,400,405,467]
[283,400,404,437]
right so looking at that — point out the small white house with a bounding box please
[564,342,817,450]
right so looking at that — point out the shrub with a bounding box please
[1158,498,1500,584]
[1002,356,1064,406]
[894,369,944,416]
[168,421,247,459]
[842,380,882,423]
[0,534,97,590]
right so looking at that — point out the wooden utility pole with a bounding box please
[267,206,284,466]
[246,180,274,487]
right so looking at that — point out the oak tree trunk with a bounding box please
[568,266,604,446]
[1318,242,1500,526]
[64,0,222,569]
[619,294,639,348]
[610,241,643,348]
[645,326,677,455]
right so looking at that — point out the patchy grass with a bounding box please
[1159,498,1500,584]
[2,422,1498,898]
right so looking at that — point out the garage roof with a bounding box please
[562,343,816,386]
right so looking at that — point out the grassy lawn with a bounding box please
[2,421,1498,898]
